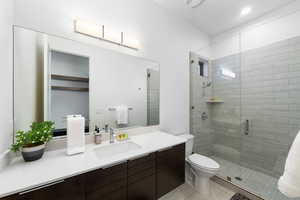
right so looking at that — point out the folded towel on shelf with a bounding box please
[116,105,128,125]
[278,130,300,198]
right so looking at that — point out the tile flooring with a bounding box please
[212,156,300,200]
[159,155,298,200]
[159,181,235,200]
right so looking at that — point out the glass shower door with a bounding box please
[190,33,243,183]
[209,48,243,183]
[239,36,300,200]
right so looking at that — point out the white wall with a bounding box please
[0,0,13,155]
[13,0,210,135]
[14,27,44,132]
[211,0,300,59]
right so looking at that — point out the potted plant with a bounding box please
[11,121,55,162]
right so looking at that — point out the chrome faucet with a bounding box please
[109,128,115,143]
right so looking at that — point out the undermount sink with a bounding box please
[94,141,141,159]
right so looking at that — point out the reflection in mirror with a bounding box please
[50,51,90,136]
[14,26,160,138]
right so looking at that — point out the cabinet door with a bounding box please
[128,153,156,200]
[85,162,127,200]
[0,195,17,200]
[17,175,85,200]
[156,144,185,198]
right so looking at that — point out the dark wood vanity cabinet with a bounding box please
[0,195,17,200]
[0,143,186,200]
[16,175,85,200]
[85,162,127,200]
[127,153,156,200]
[156,144,185,198]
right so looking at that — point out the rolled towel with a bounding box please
[278,131,300,198]
[116,105,128,125]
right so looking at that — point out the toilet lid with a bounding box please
[188,154,220,170]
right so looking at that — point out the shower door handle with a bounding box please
[245,119,250,135]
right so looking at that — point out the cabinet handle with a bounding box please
[129,153,150,161]
[19,180,65,195]
[101,161,126,169]
[158,146,173,152]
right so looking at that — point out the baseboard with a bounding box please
[211,176,264,200]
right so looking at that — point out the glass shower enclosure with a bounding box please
[190,32,300,200]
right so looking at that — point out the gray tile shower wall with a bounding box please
[190,53,213,156]
[147,69,160,126]
[148,89,160,125]
[240,37,300,177]
[207,36,300,178]
[211,54,242,164]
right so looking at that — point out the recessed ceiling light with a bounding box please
[241,6,252,16]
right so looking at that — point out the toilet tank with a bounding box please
[179,134,194,157]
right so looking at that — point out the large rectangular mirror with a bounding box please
[14,26,160,137]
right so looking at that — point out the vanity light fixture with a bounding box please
[74,20,139,50]
[74,19,102,38]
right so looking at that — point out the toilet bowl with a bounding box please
[179,134,220,197]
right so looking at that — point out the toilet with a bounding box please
[180,134,220,197]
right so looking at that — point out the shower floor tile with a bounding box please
[211,156,299,200]
[159,181,235,200]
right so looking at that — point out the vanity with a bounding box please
[1,26,184,200]
[0,132,186,200]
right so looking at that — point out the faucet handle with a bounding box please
[110,127,114,134]
[104,124,109,133]
[109,128,115,144]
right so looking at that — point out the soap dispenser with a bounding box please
[94,125,102,144]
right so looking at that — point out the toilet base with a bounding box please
[194,176,211,197]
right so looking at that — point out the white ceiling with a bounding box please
[153,0,295,36]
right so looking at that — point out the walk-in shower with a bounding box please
[190,31,300,200]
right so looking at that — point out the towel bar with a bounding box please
[108,107,133,111]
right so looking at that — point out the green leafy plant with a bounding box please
[11,121,55,152]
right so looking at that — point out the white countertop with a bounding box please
[0,131,186,198]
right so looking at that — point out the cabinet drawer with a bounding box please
[157,144,185,159]
[127,153,156,200]
[128,160,155,177]
[128,174,155,200]
[0,195,17,200]
[87,187,127,200]
[128,167,155,185]
[85,162,127,193]
[106,188,126,200]
[16,176,85,200]
[128,153,155,182]
[86,180,127,200]
[128,153,155,168]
